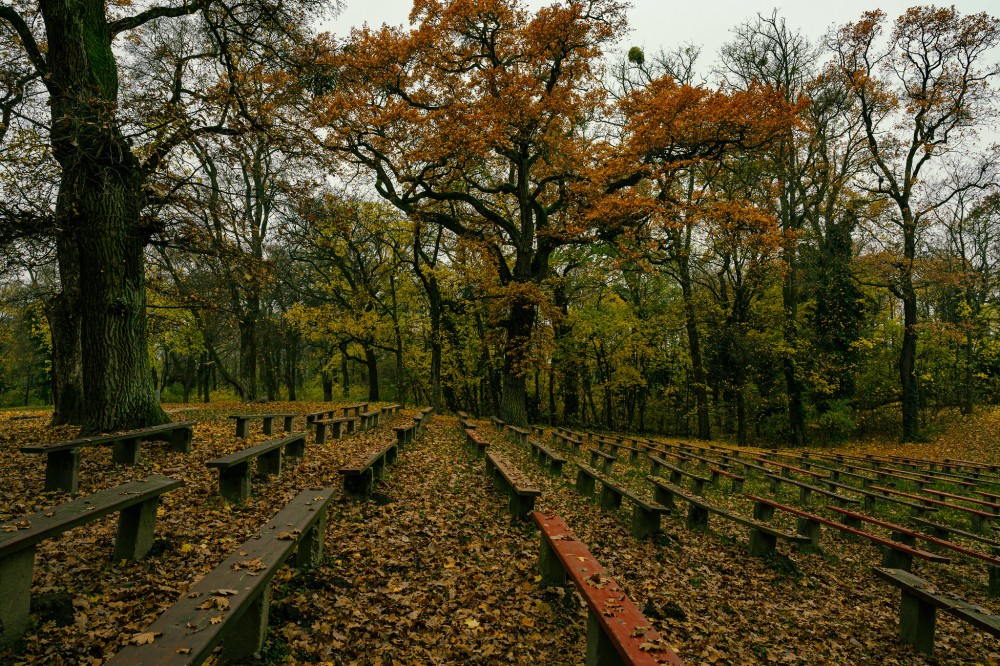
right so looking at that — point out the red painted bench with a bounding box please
[532,512,685,665]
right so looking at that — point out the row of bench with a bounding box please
[18,402,408,495]
[639,437,1000,655]
[468,419,687,664]
[481,417,1000,659]
[4,405,431,655]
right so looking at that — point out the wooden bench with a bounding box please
[21,422,195,492]
[490,416,505,431]
[532,512,685,665]
[923,488,1000,514]
[828,506,997,589]
[465,428,489,459]
[380,404,402,417]
[104,488,334,665]
[747,495,949,572]
[417,407,434,432]
[358,410,381,431]
[314,416,358,443]
[229,413,294,438]
[588,447,617,474]
[575,465,669,539]
[531,425,544,438]
[507,425,530,446]
[305,408,339,429]
[484,451,540,518]
[755,457,829,482]
[709,467,745,493]
[205,433,305,501]
[943,457,1000,474]
[0,475,183,644]
[910,515,1000,549]
[529,440,566,476]
[869,485,995,531]
[339,442,398,500]
[648,478,810,556]
[649,455,711,496]
[764,472,860,508]
[395,422,419,448]
[551,431,583,451]
[874,567,1000,656]
[342,402,369,418]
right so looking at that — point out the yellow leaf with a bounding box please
[464,618,480,629]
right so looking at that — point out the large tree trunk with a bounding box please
[46,239,84,425]
[499,298,534,426]
[900,214,920,441]
[428,294,442,411]
[321,370,334,402]
[679,265,710,440]
[339,343,350,399]
[238,313,258,401]
[364,345,380,402]
[44,0,167,434]
[962,327,974,415]
[782,271,806,447]
[900,281,919,440]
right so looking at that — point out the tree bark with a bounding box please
[783,271,806,446]
[340,343,350,399]
[42,0,167,434]
[498,298,534,426]
[900,278,920,440]
[364,345,380,401]
[238,313,258,401]
[679,261,710,439]
[321,370,333,402]
[46,238,84,425]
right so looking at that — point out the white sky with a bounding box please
[327,1,999,74]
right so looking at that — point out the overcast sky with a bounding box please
[327,0,999,75]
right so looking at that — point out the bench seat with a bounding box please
[869,485,995,531]
[465,428,489,458]
[529,440,566,475]
[395,422,419,448]
[339,442,398,499]
[575,464,669,539]
[314,416,358,443]
[21,422,195,492]
[709,467,745,493]
[874,567,1000,657]
[358,410,381,431]
[206,434,305,501]
[507,426,530,445]
[0,475,183,644]
[485,451,540,518]
[229,413,294,438]
[764,472,860,508]
[588,447,617,474]
[104,488,335,665]
[342,403,369,418]
[649,478,810,556]
[649,455,711,496]
[532,512,684,666]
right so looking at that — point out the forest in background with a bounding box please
[1,0,999,445]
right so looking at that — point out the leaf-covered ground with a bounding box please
[1,403,999,665]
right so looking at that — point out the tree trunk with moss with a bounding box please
[43,0,166,433]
